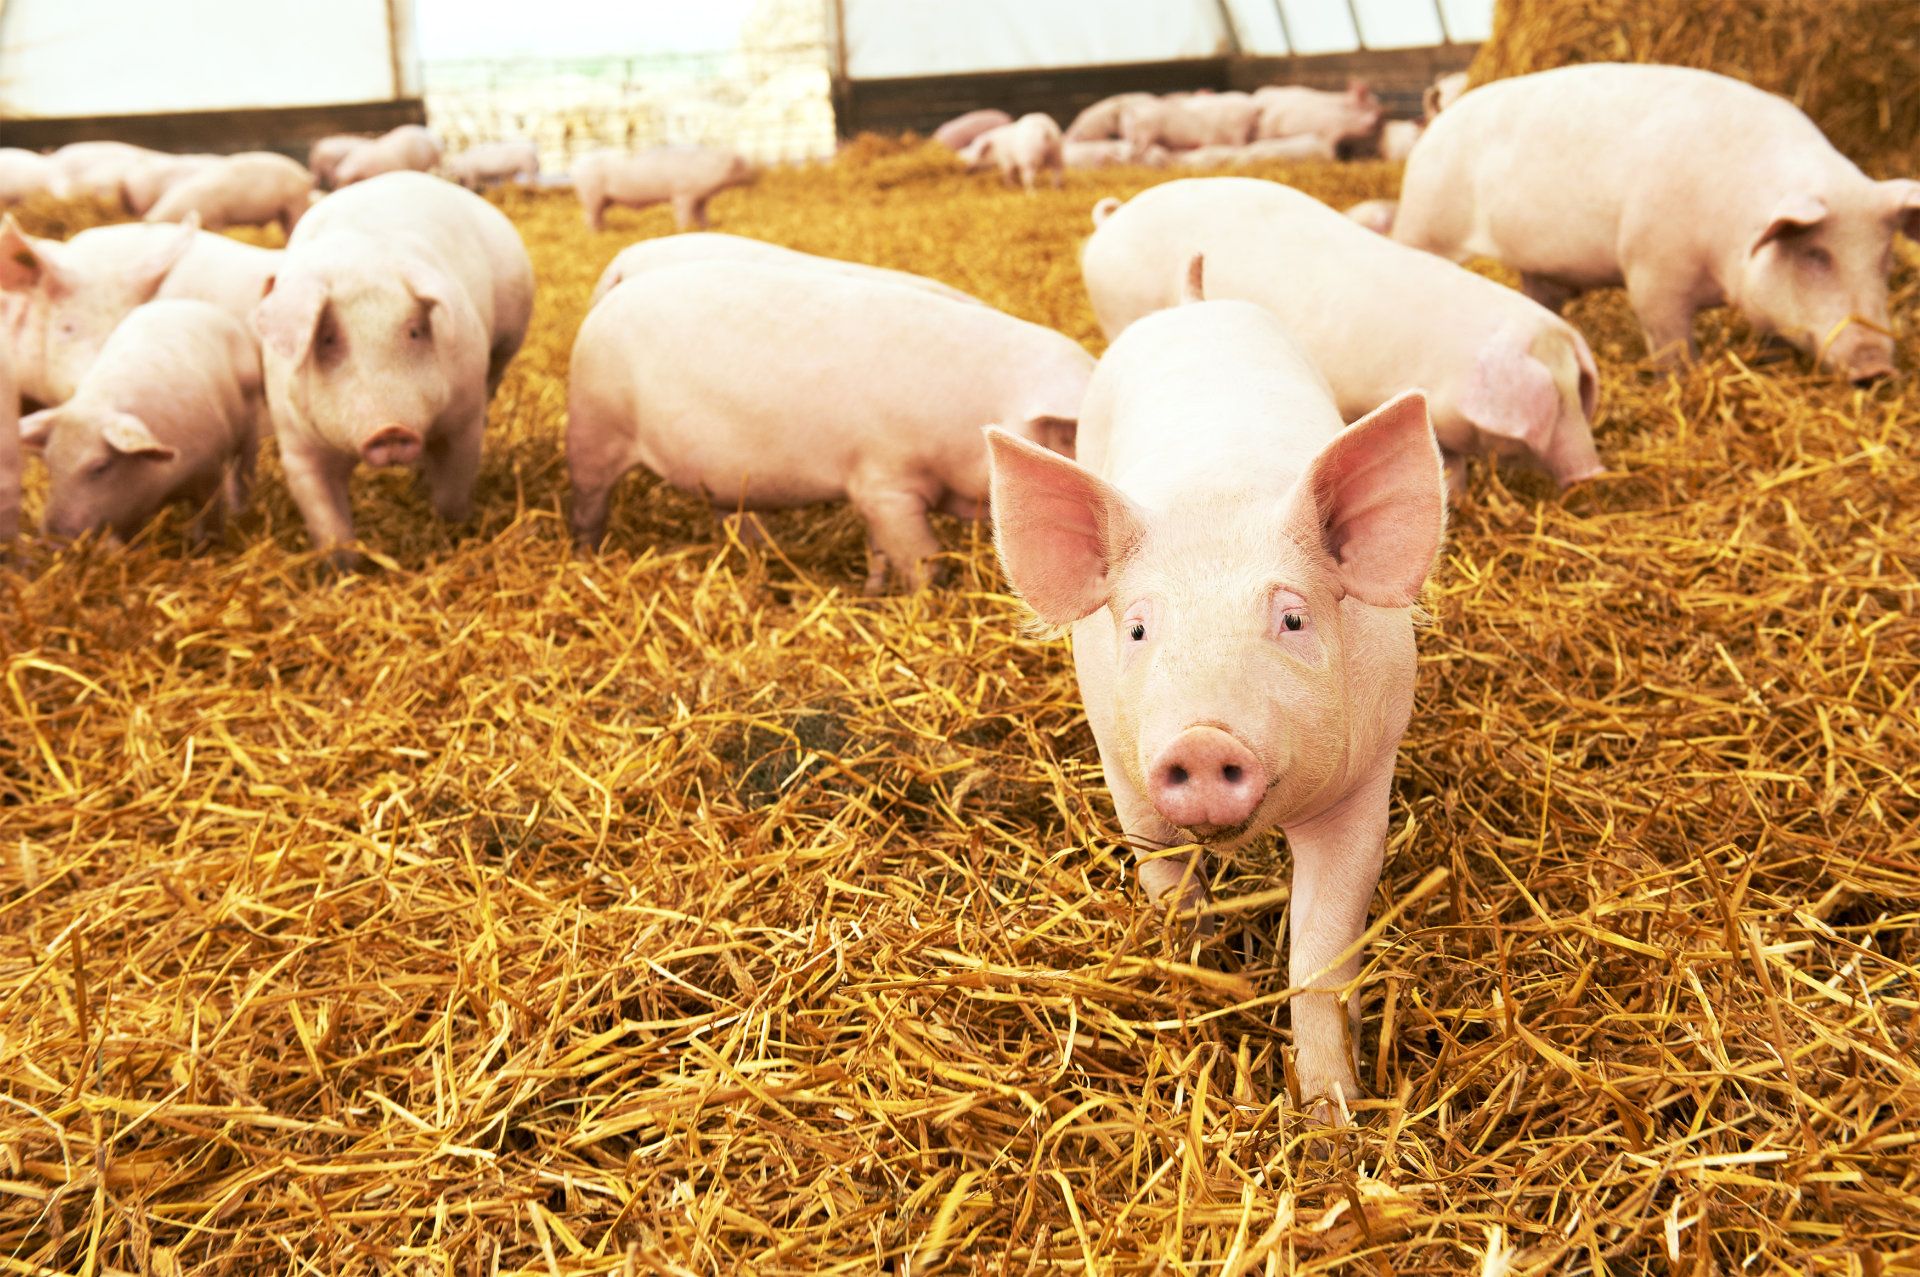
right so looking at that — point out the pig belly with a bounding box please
[628,401,865,511]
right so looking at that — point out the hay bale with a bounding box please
[1469,0,1920,166]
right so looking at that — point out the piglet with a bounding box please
[933,110,1012,151]
[254,171,535,560]
[986,278,1446,1119]
[1251,82,1382,152]
[146,152,314,234]
[333,125,442,186]
[122,153,219,216]
[309,134,368,189]
[19,300,260,544]
[0,214,279,406]
[1395,63,1920,382]
[588,232,979,310]
[569,258,1091,589]
[1084,178,1604,493]
[444,140,540,189]
[964,114,1065,192]
[48,142,156,207]
[574,147,756,232]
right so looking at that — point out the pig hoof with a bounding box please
[1294,1070,1361,1128]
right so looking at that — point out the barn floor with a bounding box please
[3,144,1918,1274]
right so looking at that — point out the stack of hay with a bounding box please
[1469,0,1920,168]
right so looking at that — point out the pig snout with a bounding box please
[1834,336,1896,386]
[1148,727,1268,835]
[360,425,424,467]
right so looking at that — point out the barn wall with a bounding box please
[0,0,409,117]
[840,0,1229,78]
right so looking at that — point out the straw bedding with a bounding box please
[2,142,1918,1273]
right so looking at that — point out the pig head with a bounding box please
[1451,323,1604,488]
[21,405,187,542]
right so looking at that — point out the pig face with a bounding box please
[1739,182,1920,383]
[989,391,1445,841]
[0,215,197,404]
[255,264,463,465]
[21,405,181,542]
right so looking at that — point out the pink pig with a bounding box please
[0,214,278,406]
[1083,178,1604,493]
[962,114,1065,192]
[1,149,63,206]
[48,142,156,207]
[308,134,369,189]
[443,140,540,189]
[574,147,757,232]
[1065,93,1157,142]
[1251,82,1383,153]
[333,125,442,187]
[1395,64,1920,383]
[1065,140,1171,170]
[1172,136,1337,168]
[588,232,980,310]
[985,282,1446,1119]
[19,300,261,545]
[568,257,1091,589]
[253,171,534,560]
[1124,92,1262,153]
[122,153,219,216]
[933,110,1012,151]
[146,152,314,234]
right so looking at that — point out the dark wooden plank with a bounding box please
[1,99,429,158]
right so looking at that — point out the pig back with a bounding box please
[85,301,257,456]
[582,260,1085,505]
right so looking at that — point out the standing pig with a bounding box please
[964,114,1065,192]
[309,134,368,189]
[122,153,219,216]
[1395,64,1920,382]
[146,152,314,234]
[332,124,442,186]
[18,300,260,544]
[1251,82,1382,152]
[986,289,1446,1117]
[0,342,16,543]
[0,215,279,406]
[574,147,757,232]
[568,259,1091,589]
[443,140,540,189]
[588,233,980,310]
[933,109,1012,151]
[0,150,62,206]
[254,171,534,559]
[1084,178,1604,493]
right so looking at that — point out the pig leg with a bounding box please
[423,417,484,524]
[566,404,636,552]
[580,189,606,232]
[1519,274,1578,314]
[1280,767,1392,1123]
[846,474,942,592]
[280,441,359,561]
[1624,266,1701,366]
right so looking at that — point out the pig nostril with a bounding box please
[1221,764,1242,784]
[1851,373,1886,388]
[1168,765,1190,786]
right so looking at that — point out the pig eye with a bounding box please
[1269,589,1311,641]
[1803,246,1832,270]
[1280,611,1304,632]
[407,321,428,340]
[1128,621,1146,641]
[1122,600,1153,643]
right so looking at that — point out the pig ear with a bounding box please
[19,407,60,449]
[1881,179,1920,241]
[254,274,326,363]
[1751,193,1827,254]
[400,262,458,312]
[1293,390,1446,608]
[131,218,198,299]
[1459,324,1560,445]
[0,215,65,295]
[986,425,1143,626]
[1024,414,1077,458]
[101,412,177,461]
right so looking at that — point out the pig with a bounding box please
[48,141,157,207]
[985,281,1446,1119]
[1065,140,1171,170]
[146,152,314,234]
[568,258,1091,589]
[1172,136,1338,168]
[1065,93,1158,142]
[332,124,442,187]
[18,300,261,545]
[1344,199,1398,235]
[1395,63,1920,383]
[309,134,368,189]
[253,171,533,560]
[1423,71,1469,119]
[962,114,1065,192]
[1084,178,1605,493]
[0,214,279,406]
[588,233,980,310]
[1123,92,1262,154]
[1380,119,1422,162]
[0,342,16,543]
[574,147,757,232]
[0,150,61,206]
[443,140,540,189]
[933,109,1012,151]
[1251,82,1383,152]
[122,153,219,216]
